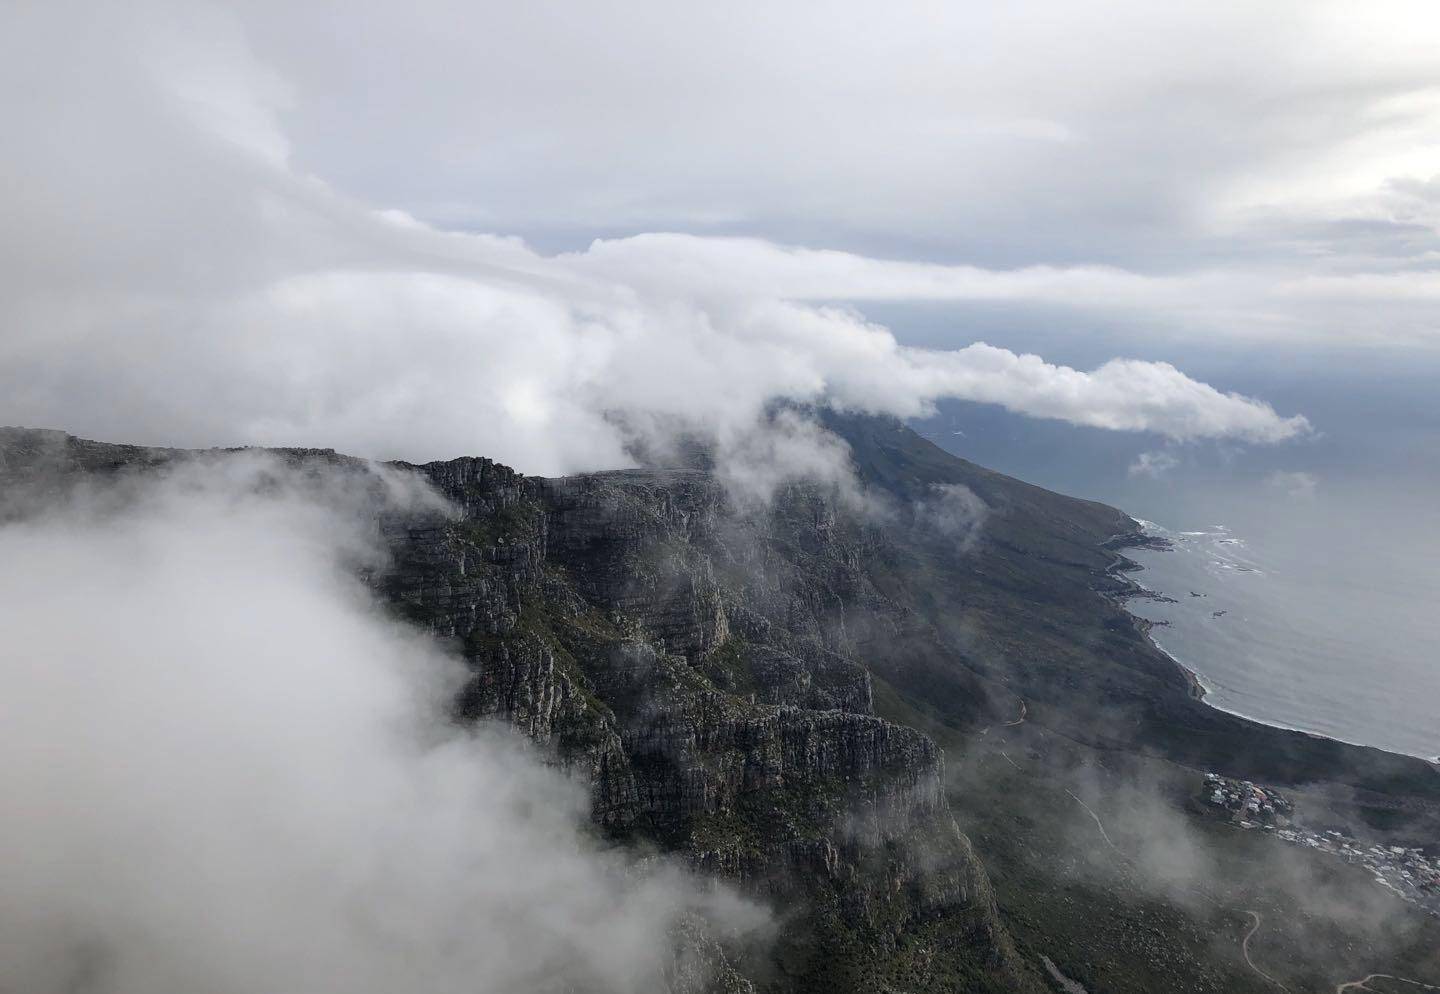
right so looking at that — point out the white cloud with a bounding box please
[0,2,1314,480]
[1266,470,1321,499]
[1129,450,1181,479]
[913,483,988,553]
[0,456,764,994]
[219,1,1440,259]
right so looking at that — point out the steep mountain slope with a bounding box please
[4,419,1437,993]
[821,414,1440,809]
[383,454,1043,992]
[0,426,1041,992]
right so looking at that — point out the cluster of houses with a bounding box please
[1201,772,1294,826]
[1201,773,1440,918]
[1275,829,1440,915]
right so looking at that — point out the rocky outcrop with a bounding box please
[12,421,1440,993]
[375,453,1040,991]
[0,427,1050,993]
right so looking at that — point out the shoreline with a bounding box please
[1156,641,1208,702]
[1105,524,1440,768]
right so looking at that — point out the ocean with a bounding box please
[1119,485,1440,762]
[905,353,1440,766]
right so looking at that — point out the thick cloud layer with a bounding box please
[230,1,1440,279]
[160,0,1440,355]
[0,2,1309,477]
[0,458,763,994]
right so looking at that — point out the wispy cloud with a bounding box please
[1266,470,1321,499]
[1129,450,1181,479]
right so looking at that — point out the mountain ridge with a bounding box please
[4,418,1438,992]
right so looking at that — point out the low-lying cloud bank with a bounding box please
[0,457,764,994]
[0,3,1307,481]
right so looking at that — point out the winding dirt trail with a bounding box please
[978,698,1026,736]
[1241,911,1289,991]
[1002,751,1290,992]
[1066,781,1284,990]
[1336,974,1440,992]
[988,744,1440,993]
[1063,788,1121,855]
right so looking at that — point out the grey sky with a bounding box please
[2,0,1437,474]
[250,1,1440,280]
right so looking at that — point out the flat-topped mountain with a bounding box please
[3,418,1437,992]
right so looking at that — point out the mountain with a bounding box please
[4,419,1438,992]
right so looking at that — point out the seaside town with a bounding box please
[1201,773,1440,918]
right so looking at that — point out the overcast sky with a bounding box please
[252,0,1440,296]
[3,0,1438,474]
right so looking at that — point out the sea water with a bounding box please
[1120,486,1440,761]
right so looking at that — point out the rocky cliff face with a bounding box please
[12,419,1440,993]
[18,413,1440,994]
[382,454,1043,992]
[0,426,1043,993]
